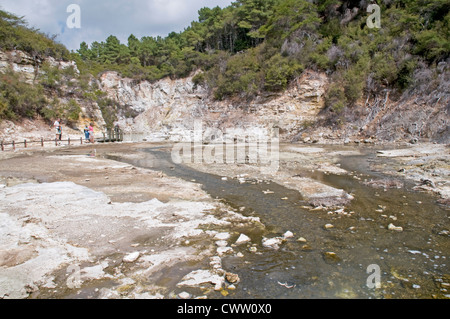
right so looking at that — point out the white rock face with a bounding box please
[0,50,80,84]
[98,70,329,142]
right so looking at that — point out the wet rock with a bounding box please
[420,178,436,188]
[210,256,222,267]
[323,252,340,263]
[215,240,228,247]
[123,252,140,263]
[225,272,240,284]
[364,179,404,189]
[177,269,225,291]
[214,232,231,241]
[217,246,233,256]
[178,291,191,299]
[235,234,251,245]
[324,224,334,229]
[262,237,283,250]
[438,230,449,236]
[388,223,403,232]
[283,231,294,239]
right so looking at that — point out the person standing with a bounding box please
[84,125,90,143]
[52,119,62,144]
[57,125,62,143]
[89,123,95,144]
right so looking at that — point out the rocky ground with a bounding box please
[0,140,448,299]
[373,143,450,205]
[181,142,449,207]
[0,143,262,299]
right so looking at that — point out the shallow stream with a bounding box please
[114,144,449,299]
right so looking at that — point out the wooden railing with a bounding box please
[1,129,124,152]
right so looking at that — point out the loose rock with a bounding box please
[177,269,225,291]
[323,252,340,263]
[123,252,140,263]
[225,272,240,284]
[283,231,294,239]
[388,223,403,232]
[178,291,191,299]
[262,237,283,250]
[235,234,251,245]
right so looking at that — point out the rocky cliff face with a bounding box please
[99,70,329,142]
[0,50,78,84]
[0,50,106,140]
[1,49,448,144]
[98,65,449,144]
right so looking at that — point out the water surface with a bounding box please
[113,144,449,299]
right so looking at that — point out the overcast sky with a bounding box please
[0,0,234,51]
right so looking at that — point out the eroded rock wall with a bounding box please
[99,70,329,142]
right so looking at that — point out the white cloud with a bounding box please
[0,0,234,51]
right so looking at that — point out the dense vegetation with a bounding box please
[0,0,449,123]
[0,10,69,60]
[0,10,127,125]
[75,0,449,107]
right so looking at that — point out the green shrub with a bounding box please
[264,54,303,92]
[66,99,81,123]
[325,83,347,114]
[0,70,47,119]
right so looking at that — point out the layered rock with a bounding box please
[99,70,329,142]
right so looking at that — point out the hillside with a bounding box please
[0,0,449,143]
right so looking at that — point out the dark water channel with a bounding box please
[113,144,449,299]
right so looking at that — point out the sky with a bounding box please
[0,0,234,51]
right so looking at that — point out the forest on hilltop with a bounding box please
[0,0,448,124]
[75,0,449,105]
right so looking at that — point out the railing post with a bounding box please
[24,139,27,148]
[12,140,15,150]
[80,137,83,145]
[68,137,71,146]
[55,138,57,146]
[1,140,3,151]
[41,137,44,147]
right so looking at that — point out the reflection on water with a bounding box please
[113,145,449,299]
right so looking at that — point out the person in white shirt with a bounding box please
[52,119,62,143]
